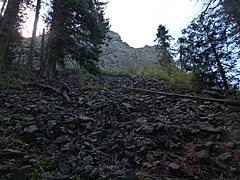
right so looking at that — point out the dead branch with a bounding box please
[37,83,70,103]
[120,86,240,106]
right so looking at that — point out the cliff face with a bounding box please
[99,31,159,70]
[17,31,159,70]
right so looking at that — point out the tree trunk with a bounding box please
[40,28,46,74]
[202,25,229,90]
[0,0,7,17]
[45,1,64,76]
[0,0,21,70]
[27,0,41,70]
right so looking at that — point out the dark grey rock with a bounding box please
[158,135,169,143]
[198,123,221,133]
[58,161,71,175]
[142,125,155,134]
[169,163,180,170]
[54,136,70,144]
[198,150,210,162]
[23,124,38,133]
[216,159,229,170]
[46,144,59,154]
[146,153,156,162]
[22,116,35,121]
[48,120,57,130]
[0,140,10,149]
[219,152,232,161]
[0,149,23,161]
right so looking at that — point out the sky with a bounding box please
[101,0,203,48]
[1,0,203,48]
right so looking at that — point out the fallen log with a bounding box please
[120,86,240,106]
[37,83,70,103]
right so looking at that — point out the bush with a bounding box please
[0,66,30,87]
[102,60,196,90]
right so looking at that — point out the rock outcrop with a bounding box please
[100,31,159,70]
[15,30,159,70]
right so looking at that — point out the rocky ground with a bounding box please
[0,70,240,179]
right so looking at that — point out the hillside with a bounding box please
[0,70,240,179]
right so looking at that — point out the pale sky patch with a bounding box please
[103,0,203,47]
[1,0,203,48]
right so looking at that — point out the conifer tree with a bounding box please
[179,5,240,89]
[155,24,175,74]
[45,0,109,76]
[196,0,240,27]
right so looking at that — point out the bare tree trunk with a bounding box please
[45,2,64,76]
[27,0,41,70]
[40,28,46,74]
[0,0,21,70]
[0,0,7,17]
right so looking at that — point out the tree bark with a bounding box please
[45,2,64,76]
[0,0,21,70]
[27,0,41,70]
[202,24,229,90]
[0,0,7,17]
[40,28,46,74]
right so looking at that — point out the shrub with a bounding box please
[0,66,30,87]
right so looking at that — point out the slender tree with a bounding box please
[40,28,46,74]
[154,24,175,74]
[0,0,8,17]
[27,0,41,70]
[0,0,22,70]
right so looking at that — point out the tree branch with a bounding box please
[120,86,240,106]
[37,83,70,103]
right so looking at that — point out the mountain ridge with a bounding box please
[19,30,159,70]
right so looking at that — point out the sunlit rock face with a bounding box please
[99,31,159,70]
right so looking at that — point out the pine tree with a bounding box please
[223,0,240,27]
[196,0,240,27]
[155,24,175,74]
[45,0,109,76]
[179,5,240,89]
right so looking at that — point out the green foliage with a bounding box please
[222,0,240,27]
[155,24,175,74]
[27,155,58,179]
[178,4,240,90]
[68,68,95,88]
[140,63,169,81]
[69,152,93,166]
[0,67,29,87]
[45,0,109,75]
[169,70,194,89]
[105,60,196,90]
